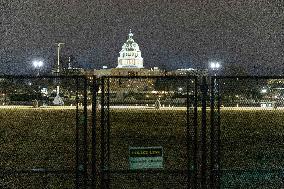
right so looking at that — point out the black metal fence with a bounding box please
[92,76,198,189]
[210,76,284,189]
[0,76,89,188]
[1,75,284,188]
[93,75,284,189]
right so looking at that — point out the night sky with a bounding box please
[1,0,284,75]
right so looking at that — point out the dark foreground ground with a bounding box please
[0,107,283,188]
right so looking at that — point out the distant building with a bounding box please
[90,31,207,79]
[167,68,208,77]
[117,30,143,68]
[93,30,164,77]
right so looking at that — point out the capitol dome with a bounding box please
[117,30,143,68]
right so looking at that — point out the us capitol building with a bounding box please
[92,30,207,77]
[117,30,143,69]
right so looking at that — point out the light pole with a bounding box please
[55,43,64,95]
[53,43,65,106]
[33,60,43,76]
[56,43,65,74]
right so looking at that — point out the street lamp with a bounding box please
[55,43,64,95]
[33,60,43,76]
[53,43,65,106]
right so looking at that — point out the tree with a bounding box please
[222,64,249,76]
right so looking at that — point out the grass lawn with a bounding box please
[0,107,283,188]
[219,110,284,188]
[0,108,77,188]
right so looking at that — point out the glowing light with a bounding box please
[209,61,221,70]
[33,60,43,68]
[33,60,43,76]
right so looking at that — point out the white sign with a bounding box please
[129,146,163,170]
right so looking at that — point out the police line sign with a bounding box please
[129,146,163,170]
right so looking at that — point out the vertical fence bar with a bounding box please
[83,77,88,188]
[193,77,198,189]
[75,77,80,189]
[216,78,221,189]
[91,76,97,189]
[186,77,191,189]
[100,77,105,189]
[106,77,110,189]
[210,76,216,188]
[200,76,208,188]
[92,76,97,189]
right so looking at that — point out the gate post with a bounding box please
[200,76,208,188]
[193,77,198,189]
[210,76,217,188]
[75,77,81,189]
[189,76,198,189]
[186,77,197,189]
[92,76,98,189]
[100,77,110,189]
[209,76,221,189]
[83,76,88,188]
[100,77,106,189]
[75,76,88,189]
[216,77,221,189]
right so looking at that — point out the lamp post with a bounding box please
[55,43,64,95]
[53,43,65,106]
[33,60,43,76]
[32,60,43,107]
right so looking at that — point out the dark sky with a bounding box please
[1,0,284,75]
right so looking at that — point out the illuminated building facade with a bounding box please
[117,30,143,68]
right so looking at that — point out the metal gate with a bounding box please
[0,75,89,188]
[92,76,199,189]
